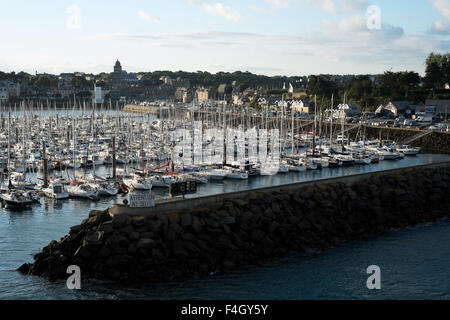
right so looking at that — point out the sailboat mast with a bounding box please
[312,95,317,156]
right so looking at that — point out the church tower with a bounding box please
[112,59,124,89]
[114,59,122,73]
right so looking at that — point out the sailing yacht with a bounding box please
[123,174,153,190]
[201,168,227,181]
[66,184,99,200]
[287,159,307,172]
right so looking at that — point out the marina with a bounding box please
[3,0,450,308]
[0,103,449,298]
[0,101,440,209]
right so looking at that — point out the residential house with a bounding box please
[217,84,232,99]
[376,101,414,118]
[57,77,75,98]
[196,88,210,103]
[175,87,192,103]
[337,103,362,117]
[0,82,8,102]
[291,100,310,113]
[233,93,249,106]
[243,87,256,97]
[0,81,20,101]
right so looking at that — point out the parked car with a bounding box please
[403,119,413,126]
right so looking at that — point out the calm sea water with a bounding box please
[0,152,449,299]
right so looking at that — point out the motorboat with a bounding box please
[225,168,249,180]
[199,168,227,181]
[303,158,318,170]
[352,153,372,165]
[396,145,420,156]
[0,190,34,209]
[150,175,174,188]
[42,182,70,199]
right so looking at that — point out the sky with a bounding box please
[1,0,450,76]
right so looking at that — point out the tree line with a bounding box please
[306,53,450,111]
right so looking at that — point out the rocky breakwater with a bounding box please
[19,166,450,284]
[361,126,450,154]
[417,131,450,154]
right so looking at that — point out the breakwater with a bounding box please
[359,127,450,154]
[19,163,450,284]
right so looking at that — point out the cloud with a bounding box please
[86,14,445,75]
[428,20,450,35]
[321,15,404,41]
[265,0,293,8]
[429,0,450,20]
[312,0,335,13]
[138,11,160,24]
[264,0,367,13]
[339,0,368,12]
[249,4,262,11]
[202,3,241,22]
[184,0,203,5]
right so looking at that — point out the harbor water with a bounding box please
[1,153,450,299]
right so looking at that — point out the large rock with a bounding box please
[181,213,193,227]
[167,213,180,224]
[192,216,203,233]
[136,238,155,249]
[221,216,236,225]
[112,215,131,229]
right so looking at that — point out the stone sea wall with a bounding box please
[19,165,450,284]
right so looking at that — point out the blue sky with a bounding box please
[1,0,450,76]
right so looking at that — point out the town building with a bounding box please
[337,103,362,117]
[174,87,193,103]
[291,100,310,113]
[57,77,75,98]
[424,99,450,120]
[0,82,8,102]
[217,84,232,100]
[112,60,126,89]
[0,81,20,101]
[196,88,209,103]
[376,101,414,118]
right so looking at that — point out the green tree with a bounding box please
[307,75,337,97]
[71,76,92,89]
[50,78,59,88]
[34,76,51,88]
[398,71,421,98]
[424,53,444,90]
